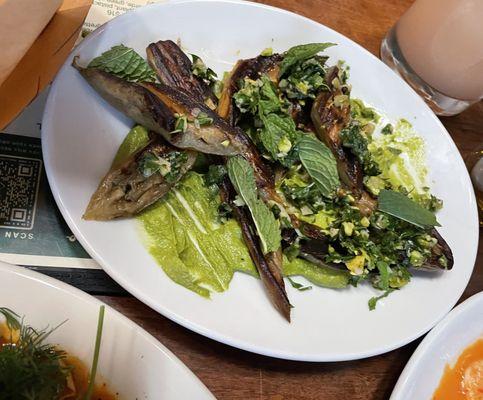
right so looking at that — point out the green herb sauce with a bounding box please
[115,126,349,298]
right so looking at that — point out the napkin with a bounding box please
[0,0,92,130]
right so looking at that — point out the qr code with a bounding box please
[0,155,42,230]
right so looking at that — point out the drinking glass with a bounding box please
[381,0,483,116]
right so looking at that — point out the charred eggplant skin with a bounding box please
[146,40,217,107]
[84,138,196,220]
[421,228,454,270]
[310,67,363,195]
[220,178,291,321]
[74,60,176,133]
[218,54,282,124]
[144,41,291,321]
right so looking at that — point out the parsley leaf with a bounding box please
[368,289,395,310]
[227,156,281,254]
[278,57,329,103]
[87,44,156,82]
[340,123,380,176]
[375,261,390,291]
[258,76,282,115]
[204,165,227,186]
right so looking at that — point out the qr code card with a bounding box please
[0,155,42,229]
[0,133,98,269]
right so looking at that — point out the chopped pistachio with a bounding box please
[409,250,424,267]
[438,255,448,269]
[346,255,365,275]
[360,217,370,227]
[342,221,354,236]
[260,47,273,56]
[364,176,386,196]
[334,94,349,108]
[329,227,339,237]
[277,136,292,155]
[300,205,313,216]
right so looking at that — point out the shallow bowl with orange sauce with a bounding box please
[390,292,483,400]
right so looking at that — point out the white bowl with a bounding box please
[0,261,215,399]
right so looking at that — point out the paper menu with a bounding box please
[83,0,163,34]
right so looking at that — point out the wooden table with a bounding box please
[98,1,483,398]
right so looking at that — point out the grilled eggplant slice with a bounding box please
[220,178,291,321]
[146,46,281,203]
[84,138,196,220]
[310,66,363,195]
[74,60,238,156]
[218,54,282,123]
[146,40,217,108]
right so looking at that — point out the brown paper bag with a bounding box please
[0,0,92,130]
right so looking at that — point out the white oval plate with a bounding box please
[42,0,478,361]
[0,261,214,400]
[390,292,483,399]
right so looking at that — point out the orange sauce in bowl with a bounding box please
[433,339,483,400]
[64,355,117,400]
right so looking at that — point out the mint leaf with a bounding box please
[368,289,394,310]
[279,42,336,77]
[298,135,339,197]
[227,156,281,254]
[88,45,156,82]
[288,277,312,291]
[378,189,440,229]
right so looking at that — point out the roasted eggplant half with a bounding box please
[220,178,291,321]
[75,60,239,156]
[84,137,196,220]
[146,40,217,108]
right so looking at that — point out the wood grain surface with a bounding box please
[97,1,483,398]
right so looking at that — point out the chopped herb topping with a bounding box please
[191,54,218,85]
[368,289,395,310]
[138,151,188,183]
[172,113,188,133]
